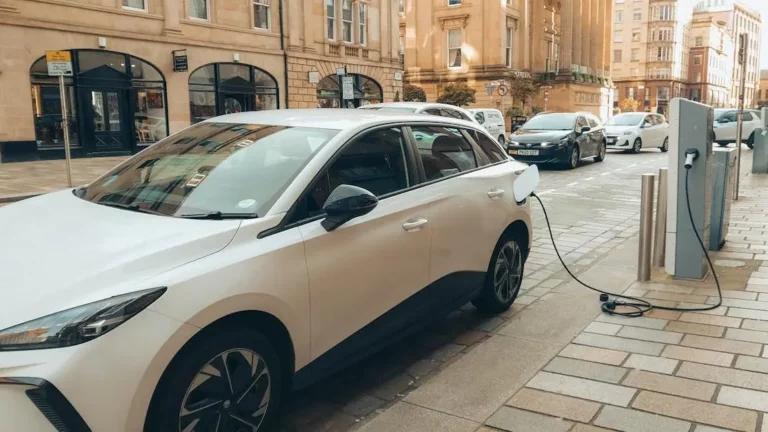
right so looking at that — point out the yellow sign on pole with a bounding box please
[45,50,73,76]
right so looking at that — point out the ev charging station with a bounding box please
[664,98,714,280]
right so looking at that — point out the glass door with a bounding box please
[219,93,254,115]
[83,89,131,153]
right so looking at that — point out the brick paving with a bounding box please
[0,157,127,198]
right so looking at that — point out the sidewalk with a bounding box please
[356,154,768,431]
[0,157,127,201]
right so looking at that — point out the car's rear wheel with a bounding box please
[145,329,283,432]
[631,138,642,154]
[473,233,525,313]
[594,140,607,162]
[717,142,729,147]
[566,145,580,170]
[660,137,669,153]
[747,132,755,150]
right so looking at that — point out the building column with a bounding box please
[604,0,613,77]
[559,0,573,73]
[572,0,582,69]
[162,0,181,35]
[590,0,599,75]
[596,0,605,77]
[581,0,591,73]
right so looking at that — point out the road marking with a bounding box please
[614,169,623,172]
[567,182,579,187]
[600,172,610,176]
[628,164,637,167]
[537,189,557,196]
[585,177,594,181]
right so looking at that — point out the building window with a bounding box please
[632,30,641,41]
[122,0,146,11]
[358,3,367,45]
[633,9,641,21]
[317,74,383,108]
[253,0,271,30]
[614,49,622,62]
[693,55,702,66]
[631,48,639,61]
[616,10,623,23]
[399,35,405,64]
[448,29,462,67]
[695,36,703,47]
[614,30,623,42]
[506,27,514,67]
[399,0,404,14]
[189,63,278,124]
[448,0,461,5]
[326,0,335,40]
[657,87,670,101]
[342,0,353,43]
[189,0,208,19]
[695,72,702,82]
[654,5,674,21]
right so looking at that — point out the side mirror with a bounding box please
[513,165,540,202]
[321,185,378,232]
[512,125,521,132]
[580,126,591,134]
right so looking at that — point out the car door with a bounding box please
[717,110,738,142]
[575,115,593,156]
[407,124,516,300]
[587,115,602,156]
[296,126,434,364]
[742,111,756,139]
[639,115,654,147]
[491,111,505,137]
[655,114,669,146]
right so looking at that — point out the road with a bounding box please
[279,149,669,431]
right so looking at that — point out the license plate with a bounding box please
[512,149,539,156]
[607,139,616,144]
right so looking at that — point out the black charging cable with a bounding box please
[530,151,723,318]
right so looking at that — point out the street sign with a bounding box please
[336,67,347,76]
[45,50,73,76]
[172,50,188,72]
[498,85,508,96]
[342,76,354,100]
[485,84,496,96]
[308,71,320,84]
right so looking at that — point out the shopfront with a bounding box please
[29,50,168,158]
[316,74,383,108]
[189,63,279,123]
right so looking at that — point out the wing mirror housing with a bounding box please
[321,185,379,232]
[580,126,592,134]
[512,125,521,132]
[513,164,540,203]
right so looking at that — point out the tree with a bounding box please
[509,79,540,113]
[403,84,427,102]
[436,82,476,106]
[619,97,640,113]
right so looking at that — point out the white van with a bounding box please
[469,109,507,146]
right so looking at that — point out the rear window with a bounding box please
[470,130,507,163]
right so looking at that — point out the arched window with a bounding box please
[29,50,168,155]
[189,63,278,123]
[316,74,382,108]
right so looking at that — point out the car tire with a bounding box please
[660,137,669,153]
[717,142,729,147]
[472,233,525,313]
[631,138,642,154]
[594,140,606,162]
[498,135,506,146]
[565,145,580,170]
[145,328,283,432]
[747,132,755,150]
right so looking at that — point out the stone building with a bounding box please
[0,0,402,162]
[687,15,733,107]
[400,0,614,121]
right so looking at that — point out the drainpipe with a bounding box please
[279,0,289,108]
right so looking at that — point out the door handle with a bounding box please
[402,218,428,232]
[487,188,505,199]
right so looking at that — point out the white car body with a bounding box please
[605,112,669,152]
[469,108,508,145]
[358,102,478,124]
[0,109,535,432]
[713,108,763,147]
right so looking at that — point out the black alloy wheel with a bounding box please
[594,141,607,162]
[660,137,669,153]
[473,234,525,313]
[631,138,642,154]
[567,145,580,170]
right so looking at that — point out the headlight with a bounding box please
[509,141,520,146]
[623,131,634,135]
[540,142,550,147]
[0,288,166,351]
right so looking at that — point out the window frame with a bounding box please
[448,0,461,5]
[326,0,336,41]
[122,0,147,12]
[188,0,210,21]
[342,0,353,44]
[253,0,271,31]
[505,27,513,67]
[447,28,463,68]
[358,3,367,45]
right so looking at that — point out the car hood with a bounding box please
[510,130,571,143]
[604,125,638,134]
[0,190,240,330]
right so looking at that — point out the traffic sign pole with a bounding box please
[46,50,74,187]
[59,74,72,188]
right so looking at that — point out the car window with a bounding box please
[719,111,737,123]
[753,111,762,120]
[439,109,464,120]
[587,117,599,128]
[470,130,507,163]
[424,109,441,116]
[302,127,411,218]
[576,116,588,130]
[743,112,753,121]
[474,112,486,124]
[411,126,479,181]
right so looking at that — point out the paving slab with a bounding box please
[632,391,757,432]
[355,402,478,432]
[594,405,691,432]
[403,335,559,422]
[526,371,636,406]
[506,388,600,423]
[485,406,573,432]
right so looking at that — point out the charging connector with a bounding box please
[684,148,699,169]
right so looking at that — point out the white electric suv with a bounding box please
[712,108,764,149]
[604,112,669,153]
[0,109,538,432]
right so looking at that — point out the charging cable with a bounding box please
[531,148,723,318]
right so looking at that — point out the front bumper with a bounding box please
[606,135,632,149]
[0,308,196,432]
[507,143,570,164]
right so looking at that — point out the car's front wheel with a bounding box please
[660,137,669,153]
[145,329,283,432]
[747,132,755,150]
[473,233,525,313]
[566,145,580,170]
[594,140,607,162]
[631,138,642,154]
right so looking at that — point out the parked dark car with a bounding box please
[507,112,607,169]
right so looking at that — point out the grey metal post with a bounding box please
[638,173,655,281]
[734,33,748,201]
[58,74,73,187]
[653,168,668,267]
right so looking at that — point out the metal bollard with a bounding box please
[652,168,668,268]
[638,173,655,281]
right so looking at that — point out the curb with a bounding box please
[0,193,40,204]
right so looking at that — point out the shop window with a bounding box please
[316,73,382,108]
[188,63,278,124]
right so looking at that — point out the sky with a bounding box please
[740,0,768,69]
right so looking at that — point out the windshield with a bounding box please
[520,114,575,131]
[605,114,645,126]
[714,109,732,121]
[80,122,338,218]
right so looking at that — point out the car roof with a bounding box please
[361,102,472,112]
[468,108,501,113]
[204,108,480,130]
